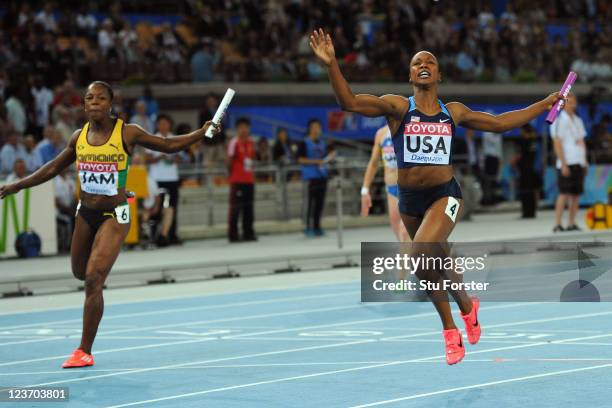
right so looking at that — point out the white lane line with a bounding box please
[380,310,612,342]
[221,302,542,340]
[101,336,612,408]
[14,306,607,388]
[0,337,65,347]
[0,338,216,367]
[18,340,378,388]
[8,357,612,377]
[349,363,612,407]
[105,357,612,407]
[0,303,381,349]
[0,291,359,330]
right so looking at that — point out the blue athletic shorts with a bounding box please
[386,184,399,198]
[398,177,462,218]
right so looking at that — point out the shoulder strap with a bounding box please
[408,96,416,112]
[438,99,450,117]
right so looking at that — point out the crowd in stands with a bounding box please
[0,1,610,87]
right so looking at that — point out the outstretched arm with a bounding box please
[447,93,565,133]
[310,28,405,119]
[0,131,79,199]
[126,121,219,153]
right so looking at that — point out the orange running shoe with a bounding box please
[61,349,94,368]
[460,297,481,345]
[443,328,465,365]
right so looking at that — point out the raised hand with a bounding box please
[309,28,335,66]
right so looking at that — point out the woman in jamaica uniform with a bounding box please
[0,81,220,368]
[310,29,565,365]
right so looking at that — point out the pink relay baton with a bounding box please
[545,71,577,124]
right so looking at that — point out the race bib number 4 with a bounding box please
[403,122,452,165]
[115,203,130,224]
[78,162,119,196]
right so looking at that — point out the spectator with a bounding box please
[97,19,116,59]
[118,21,137,50]
[53,168,77,221]
[145,114,183,245]
[4,86,27,134]
[515,124,541,219]
[135,153,175,248]
[0,131,26,176]
[6,158,27,182]
[31,75,53,138]
[54,167,76,251]
[53,105,75,143]
[227,117,257,243]
[272,128,294,165]
[464,129,480,180]
[199,93,226,170]
[591,113,611,163]
[76,4,97,38]
[22,135,42,173]
[0,100,15,145]
[551,93,588,232]
[297,119,335,237]
[256,138,271,164]
[35,2,57,33]
[481,125,503,205]
[35,125,64,165]
[130,101,154,134]
[191,39,217,82]
[138,85,159,121]
[53,79,82,108]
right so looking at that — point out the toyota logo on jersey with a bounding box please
[403,122,452,164]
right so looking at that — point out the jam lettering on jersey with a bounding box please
[403,122,452,165]
[78,161,119,196]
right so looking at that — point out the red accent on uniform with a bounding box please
[404,122,452,136]
[228,137,255,184]
[77,162,119,172]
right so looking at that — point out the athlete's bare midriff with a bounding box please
[81,189,128,210]
[383,167,398,186]
[397,165,454,189]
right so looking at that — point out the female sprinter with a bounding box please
[0,81,220,368]
[310,29,564,364]
[361,124,410,242]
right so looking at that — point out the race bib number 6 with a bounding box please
[115,203,130,224]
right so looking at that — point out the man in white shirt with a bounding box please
[550,93,588,232]
[145,114,185,245]
[31,76,53,136]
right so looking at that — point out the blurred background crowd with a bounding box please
[0,0,609,87]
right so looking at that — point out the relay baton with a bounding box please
[545,71,577,125]
[205,88,235,138]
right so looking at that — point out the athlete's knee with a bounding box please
[72,269,86,281]
[84,268,107,294]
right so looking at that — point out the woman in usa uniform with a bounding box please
[0,81,220,368]
[310,29,564,364]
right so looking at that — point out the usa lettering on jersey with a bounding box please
[78,161,119,196]
[403,122,452,165]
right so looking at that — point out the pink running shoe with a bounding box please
[460,297,481,345]
[443,328,465,365]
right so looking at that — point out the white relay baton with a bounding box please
[205,88,235,138]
